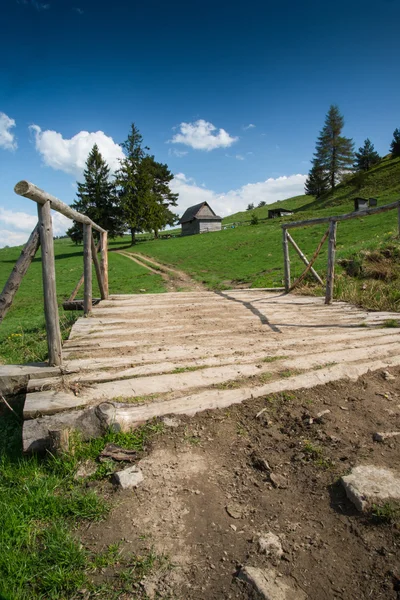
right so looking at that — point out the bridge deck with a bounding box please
[22,290,400,452]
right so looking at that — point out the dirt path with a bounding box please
[116,250,205,292]
[82,366,400,599]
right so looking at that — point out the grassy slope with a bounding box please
[0,238,166,364]
[127,157,400,294]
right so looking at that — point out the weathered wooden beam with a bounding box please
[0,224,40,324]
[91,235,106,300]
[37,202,63,366]
[100,231,109,299]
[286,231,323,285]
[325,221,338,305]
[282,199,400,229]
[289,228,329,292]
[83,224,92,316]
[14,181,106,234]
[68,273,85,303]
[282,229,291,292]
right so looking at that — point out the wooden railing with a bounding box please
[282,199,400,304]
[0,181,109,366]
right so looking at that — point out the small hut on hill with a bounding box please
[179,202,222,236]
[268,208,293,219]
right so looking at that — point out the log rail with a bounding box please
[0,181,109,366]
[281,199,400,305]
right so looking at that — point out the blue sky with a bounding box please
[0,0,399,247]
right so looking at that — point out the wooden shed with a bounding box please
[268,208,293,219]
[354,197,369,212]
[179,202,222,236]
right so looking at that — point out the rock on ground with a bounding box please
[341,465,400,512]
[258,532,283,561]
[238,566,307,600]
[113,465,144,489]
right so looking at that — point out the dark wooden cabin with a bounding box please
[354,197,369,212]
[268,208,293,219]
[179,202,222,236]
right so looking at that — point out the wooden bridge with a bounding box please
[1,182,400,453]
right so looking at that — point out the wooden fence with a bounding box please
[0,181,109,366]
[282,199,400,304]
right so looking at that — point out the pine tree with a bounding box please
[304,162,329,197]
[67,144,124,244]
[246,203,254,211]
[390,128,400,158]
[115,124,149,245]
[354,139,380,171]
[141,156,178,237]
[313,105,354,189]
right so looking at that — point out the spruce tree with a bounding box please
[390,128,400,158]
[67,144,124,244]
[354,138,380,171]
[141,156,178,237]
[304,162,329,197]
[313,105,354,189]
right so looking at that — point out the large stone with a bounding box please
[113,465,144,489]
[258,532,283,561]
[238,566,307,600]
[341,465,400,512]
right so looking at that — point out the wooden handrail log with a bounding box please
[14,180,106,234]
[282,199,400,229]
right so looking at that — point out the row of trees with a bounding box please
[305,105,400,197]
[67,124,178,244]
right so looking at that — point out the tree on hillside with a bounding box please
[390,128,400,158]
[354,138,380,171]
[67,144,125,244]
[313,105,354,189]
[141,156,178,237]
[115,124,149,245]
[246,203,254,210]
[258,200,266,207]
[304,161,329,197]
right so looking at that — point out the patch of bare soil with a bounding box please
[82,367,400,599]
[116,251,205,292]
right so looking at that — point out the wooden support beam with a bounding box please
[83,223,92,316]
[0,224,40,324]
[37,201,62,366]
[398,204,400,238]
[15,181,106,233]
[286,231,324,285]
[100,231,109,299]
[282,228,291,292]
[325,221,338,305]
[289,228,329,292]
[68,273,85,303]
[91,235,107,300]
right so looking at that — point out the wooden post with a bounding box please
[91,235,107,300]
[289,228,329,292]
[286,231,324,285]
[100,231,109,299]
[282,228,291,292]
[0,224,40,324]
[398,203,400,237]
[83,223,92,316]
[37,202,62,366]
[325,220,337,305]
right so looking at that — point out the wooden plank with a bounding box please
[325,221,338,305]
[0,224,40,324]
[282,228,291,292]
[289,228,329,291]
[15,181,106,233]
[91,235,107,300]
[100,231,109,299]
[37,201,62,366]
[83,223,92,316]
[282,199,400,229]
[286,231,323,285]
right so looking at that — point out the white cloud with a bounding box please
[243,123,256,130]
[168,148,188,158]
[17,0,50,11]
[0,208,37,231]
[171,173,307,218]
[0,112,17,151]
[0,206,71,248]
[0,230,30,249]
[235,155,245,161]
[30,125,124,176]
[170,119,238,151]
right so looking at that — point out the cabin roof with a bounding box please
[179,202,222,224]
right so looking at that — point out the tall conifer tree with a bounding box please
[354,139,380,171]
[304,162,329,197]
[390,128,400,158]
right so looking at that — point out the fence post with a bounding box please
[37,201,63,366]
[100,231,109,299]
[91,236,107,300]
[83,223,92,316]
[325,220,337,305]
[398,202,400,237]
[282,228,290,292]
